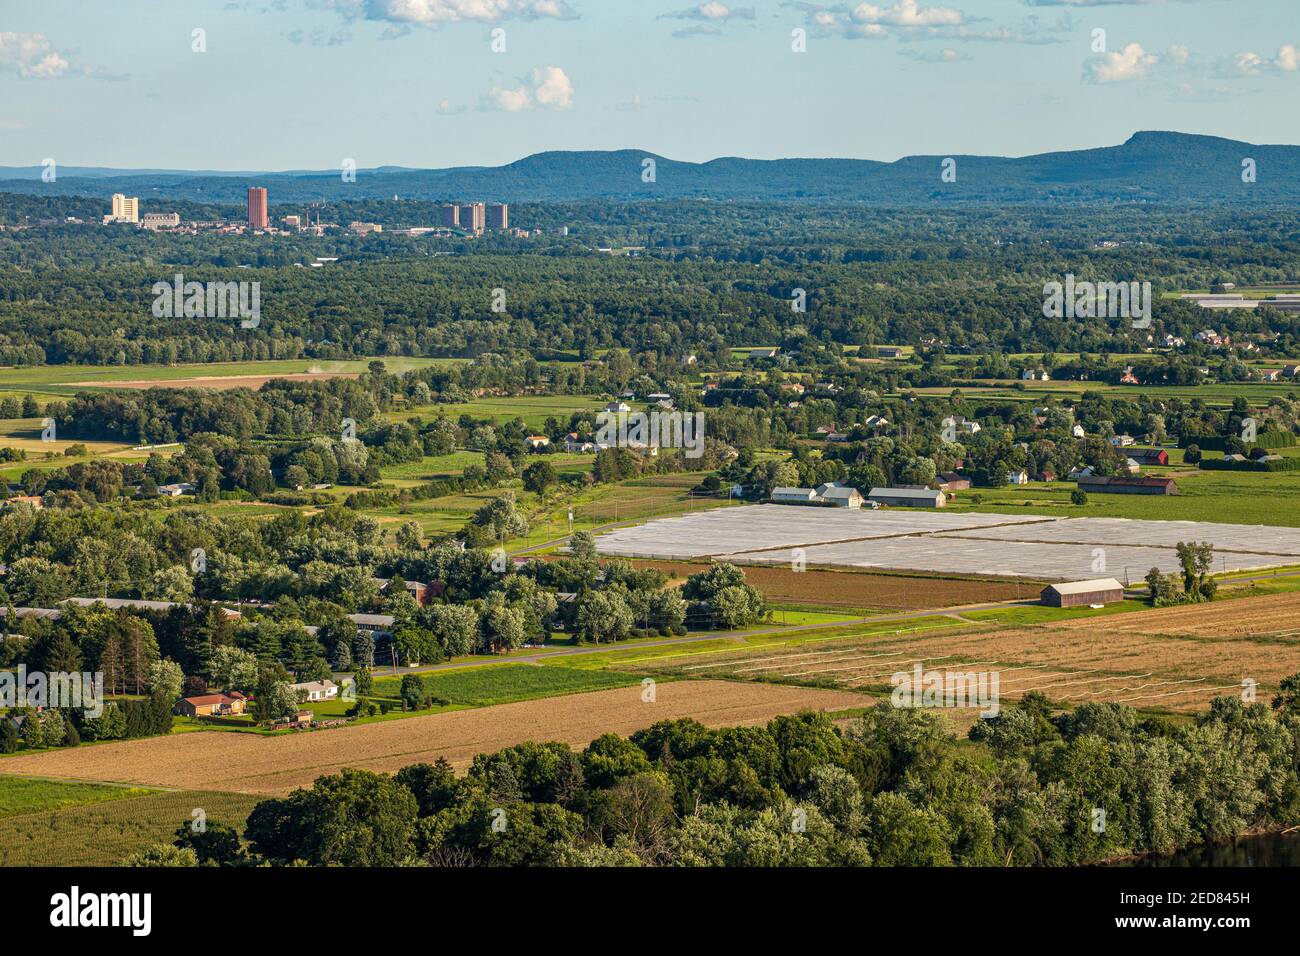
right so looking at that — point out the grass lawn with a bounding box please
[0,775,156,819]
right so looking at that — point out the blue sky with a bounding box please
[2,0,1298,169]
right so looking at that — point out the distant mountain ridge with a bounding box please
[2,132,1297,204]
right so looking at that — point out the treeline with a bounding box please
[127,682,1300,867]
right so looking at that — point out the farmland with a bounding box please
[369,662,641,706]
[0,776,156,819]
[0,786,262,867]
[636,589,1300,722]
[0,681,866,796]
[596,504,1300,578]
[624,559,1039,609]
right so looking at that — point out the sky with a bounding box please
[1,0,1298,170]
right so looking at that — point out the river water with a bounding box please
[1116,831,1300,867]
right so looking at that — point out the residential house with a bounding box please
[936,472,971,491]
[372,577,434,605]
[174,691,247,718]
[157,482,196,497]
[564,433,595,453]
[525,435,551,450]
[604,401,631,414]
[1109,434,1136,448]
[291,679,339,702]
[1072,424,1087,438]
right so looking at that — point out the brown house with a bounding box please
[936,472,971,491]
[174,691,247,717]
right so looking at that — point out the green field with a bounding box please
[385,394,606,431]
[372,663,642,707]
[0,784,261,866]
[0,775,156,819]
[948,467,1300,526]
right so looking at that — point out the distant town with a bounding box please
[93,187,551,240]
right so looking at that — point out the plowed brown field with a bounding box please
[0,681,865,796]
[625,560,1035,609]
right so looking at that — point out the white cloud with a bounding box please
[899,46,968,62]
[312,0,577,24]
[1278,44,1300,71]
[532,64,573,107]
[1084,42,1157,83]
[1232,51,1265,76]
[853,0,963,27]
[795,1,1067,44]
[482,65,573,111]
[0,32,70,79]
[1167,44,1189,66]
[661,2,756,20]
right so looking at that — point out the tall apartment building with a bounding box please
[110,194,139,223]
[458,202,485,235]
[487,203,508,230]
[247,187,269,230]
[440,204,460,228]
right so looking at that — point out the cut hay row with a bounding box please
[840,660,1002,688]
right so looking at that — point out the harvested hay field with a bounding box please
[628,560,1035,609]
[68,371,360,391]
[639,592,1300,715]
[0,681,864,797]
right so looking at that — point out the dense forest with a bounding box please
[3,197,1300,366]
